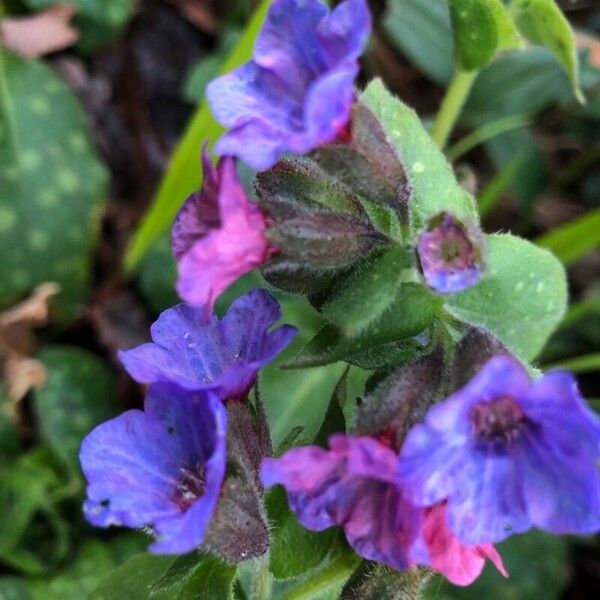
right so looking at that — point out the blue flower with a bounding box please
[398,355,600,545]
[80,383,227,554]
[119,289,297,401]
[207,0,372,170]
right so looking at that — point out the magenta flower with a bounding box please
[172,150,276,313]
[398,356,600,545]
[119,289,296,401]
[417,212,485,293]
[261,434,506,585]
[207,0,372,170]
[80,383,227,554]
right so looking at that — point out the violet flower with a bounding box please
[261,434,506,585]
[119,289,297,401]
[172,150,276,313]
[207,0,372,170]
[398,355,600,545]
[417,212,485,293]
[80,383,227,554]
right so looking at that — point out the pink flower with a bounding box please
[418,504,508,586]
[261,434,507,586]
[172,149,276,316]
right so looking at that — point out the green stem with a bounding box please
[250,554,273,600]
[431,70,478,149]
[542,352,600,374]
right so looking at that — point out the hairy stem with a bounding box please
[431,70,478,149]
[250,554,273,600]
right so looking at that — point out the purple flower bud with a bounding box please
[261,434,506,585]
[398,355,600,545]
[417,212,485,293]
[207,0,372,170]
[172,150,276,314]
[80,383,227,554]
[118,289,297,401]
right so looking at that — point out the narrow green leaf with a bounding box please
[33,346,118,472]
[535,207,600,266]
[447,114,530,161]
[125,0,271,270]
[543,352,600,374]
[445,234,567,361]
[510,0,584,101]
[0,578,30,600]
[449,0,521,71]
[478,153,528,217]
[360,80,478,234]
[0,50,108,320]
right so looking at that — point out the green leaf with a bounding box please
[449,0,521,71]
[510,0,584,102]
[137,233,179,314]
[543,352,600,374]
[535,207,600,266]
[34,346,118,472]
[321,248,409,336]
[0,51,107,321]
[149,553,203,595]
[0,449,66,574]
[175,555,236,600]
[383,0,453,85]
[24,0,135,52]
[0,384,19,461]
[90,554,180,600]
[359,80,478,234]
[267,486,338,581]
[291,281,440,369]
[445,234,567,361]
[0,578,31,600]
[279,548,361,600]
[125,0,271,270]
[461,47,572,127]
[314,369,349,447]
[28,540,116,600]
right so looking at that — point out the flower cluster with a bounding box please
[81,290,296,554]
[79,0,600,592]
[265,356,600,584]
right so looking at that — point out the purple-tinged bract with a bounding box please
[119,289,297,401]
[173,151,276,313]
[80,383,227,554]
[417,212,485,293]
[398,355,600,545]
[261,434,506,585]
[207,0,372,170]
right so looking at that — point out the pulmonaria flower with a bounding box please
[261,434,506,585]
[417,212,485,293]
[80,383,227,554]
[119,289,296,401]
[398,355,600,545]
[207,0,372,170]
[172,150,276,312]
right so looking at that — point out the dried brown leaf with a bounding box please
[0,4,78,59]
